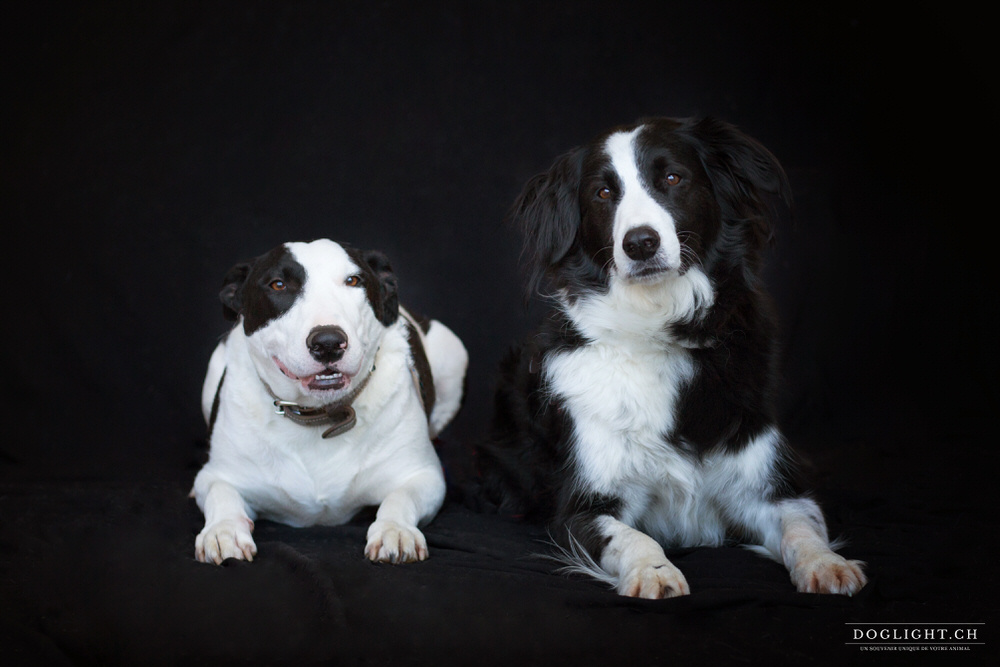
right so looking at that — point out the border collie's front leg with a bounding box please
[709,432,867,595]
[777,498,867,595]
[732,494,867,595]
[597,516,690,598]
[560,511,690,599]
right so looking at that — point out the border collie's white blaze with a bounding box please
[479,117,866,598]
[605,129,684,281]
[193,239,467,565]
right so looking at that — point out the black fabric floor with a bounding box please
[4,2,997,665]
[2,437,995,666]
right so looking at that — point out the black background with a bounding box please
[3,2,997,665]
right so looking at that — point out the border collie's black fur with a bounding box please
[478,117,866,598]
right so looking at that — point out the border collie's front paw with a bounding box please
[365,520,428,564]
[618,561,690,599]
[792,552,867,595]
[196,518,256,564]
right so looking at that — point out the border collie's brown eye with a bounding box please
[345,275,362,287]
[596,187,613,200]
[269,280,286,291]
[665,173,682,186]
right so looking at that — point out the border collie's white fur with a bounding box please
[193,239,467,565]
[479,117,866,598]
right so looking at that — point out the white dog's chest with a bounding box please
[223,420,372,526]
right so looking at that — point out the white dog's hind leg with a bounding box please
[194,480,257,565]
[200,342,227,425]
[422,320,468,439]
[365,468,445,564]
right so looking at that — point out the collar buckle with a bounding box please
[272,400,300,416]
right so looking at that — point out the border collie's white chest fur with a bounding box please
[546,271,725,544]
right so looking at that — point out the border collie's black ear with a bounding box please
[686,117,792,246]
[358,249,399,327]
[219,262,252,322]
[510,147,585,299]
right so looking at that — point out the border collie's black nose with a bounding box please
[623,225,661,261]
[307,326,348,363]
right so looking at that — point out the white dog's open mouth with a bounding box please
[307,371,347,391]
[273,356,350,392]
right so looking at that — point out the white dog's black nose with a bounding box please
[307,326,348,363]
[623,225,661,261]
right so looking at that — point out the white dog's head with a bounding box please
[219,239,398,405]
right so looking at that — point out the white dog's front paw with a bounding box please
[195,518,257,565]
[791,552,867,595]
[365,520,428,564]
[618,561,690,599]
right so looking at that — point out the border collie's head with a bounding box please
[512,117,791,305]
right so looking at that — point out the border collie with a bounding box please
[193,239,467,565]
[478,117,866,598]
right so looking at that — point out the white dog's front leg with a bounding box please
[194,480,257,565]
[365,469,444,564]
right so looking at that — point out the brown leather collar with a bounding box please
[260,361,375,439]
[271,399,358,438]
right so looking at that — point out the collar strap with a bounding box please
[272,399,358,438]
[261,360,375,438]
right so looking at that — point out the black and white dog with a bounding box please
[193,239,467,565]
[478,117,866,598]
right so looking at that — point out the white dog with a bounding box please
[192,239,467,565]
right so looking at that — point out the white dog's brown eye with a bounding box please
[345,275,361,287]
[596,187,613,200]
[269,280,286,291]
[665,173,682,186]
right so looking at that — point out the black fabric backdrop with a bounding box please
[3,2,997,665]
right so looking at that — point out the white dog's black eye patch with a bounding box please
[345,247,399,327]
[220,245,308,335]
[219,242,401,334]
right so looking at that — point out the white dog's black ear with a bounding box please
[355,249,399,327]
[684,117,792,248]
[510,147,585,299]
[219,262,252,322]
